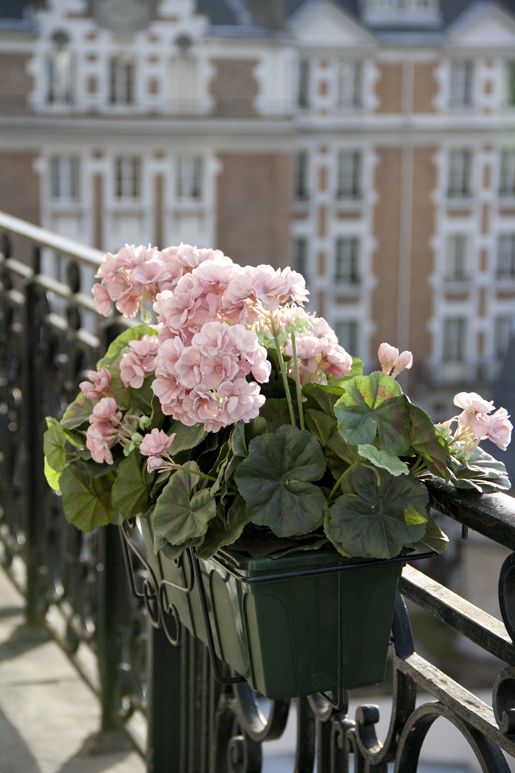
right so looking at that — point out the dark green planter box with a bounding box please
[139,517,404,700]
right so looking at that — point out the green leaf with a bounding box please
[60,393,93,430]
[408,515,448,554]
[334,372,411,455]
[259,398,292,431]
[60,464,115,531]
[357,444,409,476]
[154,532,202,561]
[302,383,344,415]
[168,421,207,455]
[97,324,156,408]
[234,425,326,538]
[230,421,248,457]
[305,409,335,446]
[449,446,511,493]
[112,450,151,519]
[409,404,450,479]
[43,417,68,472]
[153,463,217,546]
[325,465,428,559]
[197,496,249,559]
[44,457,62,493]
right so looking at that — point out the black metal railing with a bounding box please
[1,209,515,772]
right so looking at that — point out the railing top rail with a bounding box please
[0,210,103,268]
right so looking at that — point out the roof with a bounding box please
[1,0,515,37]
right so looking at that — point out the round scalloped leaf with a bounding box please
[153,463,217,547]
[325,464,428,559]
[60,393,93,431]
[234,425,326,537]
[60,464,115,532]
[196,496,249,560]
[112,450,151,518]
[409,404,450,479]
[96,324,156,408]
[357,444,409,476]
[334,372,411,455]
[43,417,68,472]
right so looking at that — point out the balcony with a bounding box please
[1,210,515,771]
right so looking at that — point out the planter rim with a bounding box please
[211,546,435,584]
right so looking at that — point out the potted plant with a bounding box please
[43,243,512,699]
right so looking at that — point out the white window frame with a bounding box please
[447,149,473,199]
[449,61,474,109]
[292,236,309,284]
[114,155,142,201]
[46,37,74,105]
[175,156,204,203]
[49,155,80,202]
[442,317,467,363]
[109,55,135,106]
[496,234,515,279]
[336,61,362,110]
[336,150,362,201]
[334,237,361,285]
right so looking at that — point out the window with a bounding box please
[497,234,515,278]
[114,156,141,200]
[176,156,203,201]
[109,56,135,106]
[169,56,199,113]
[406,0,439,13]
[499,150,515,197]
[337,61,362,109]
[298,60,310,109]
[449,62,473,109]
[494,316,512,359]
[335,320,358,354]
[47,31,74,104]
[50,156,80,201]
[443,318,467,362]
[447,149,472,198]
[445,234,468,281]
[507,62,515,106]
[294,151,309,201]
[336,151,362,200]
[335,237,360,285]
[293,237,309,283]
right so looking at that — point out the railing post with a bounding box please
[147,624,184,772]
[22,245,47,626]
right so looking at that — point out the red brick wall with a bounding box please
[0,53,32,113]
[210,60,259,117]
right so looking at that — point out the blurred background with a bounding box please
[1,1,515,770]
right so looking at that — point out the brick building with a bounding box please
[1,0,515,412]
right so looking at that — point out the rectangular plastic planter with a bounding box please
[139,518,405,700]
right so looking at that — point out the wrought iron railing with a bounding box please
[1,209,515,771]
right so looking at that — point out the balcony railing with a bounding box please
[1,209,515,771]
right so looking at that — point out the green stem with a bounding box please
[272,330,297,428]
[328,462,357,501]
[290,332,305,431]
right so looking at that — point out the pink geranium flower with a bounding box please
[80,368,112,401]
[378,343,413,378]
[120,336,159,389]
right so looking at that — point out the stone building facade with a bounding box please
[1,0,515,411]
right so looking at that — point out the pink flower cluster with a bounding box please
[92,243,227,318]
[139,428,176,472]
[284,314,353,384]
[86,397,122,464]
[152,321,269,432]
[378,343,413,378]
[120,336,159,389]
[79,368,112,401]
[454,392,513,451]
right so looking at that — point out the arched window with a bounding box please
[47,30,74,105]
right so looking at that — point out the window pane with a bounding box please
[114,156,141,199]
[293,237,309,282]
[448,149,472,197]
[508,62,515,106]
[337,151,361,199]
[335,237,360,284]
[500,150,515,196]
[449,62,473,108]
[445,234,467,280]
[50,156,79,201]
[495,316,512,359]
[110,57,135,105]
[337,62,362,108]
[298,60,310,108]
[443,318,466,362]
[176,157,203,201]
[294,151,309,201]
[47,49,74,104]
[497,234,515,278]
[335,320,358,354]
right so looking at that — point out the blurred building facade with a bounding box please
[1,0,515,410]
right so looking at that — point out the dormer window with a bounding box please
[363,0,440,25]
[337,61,362,110]
[449,62,474,109]
[47,30,74,105]
[109,56,135,106]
